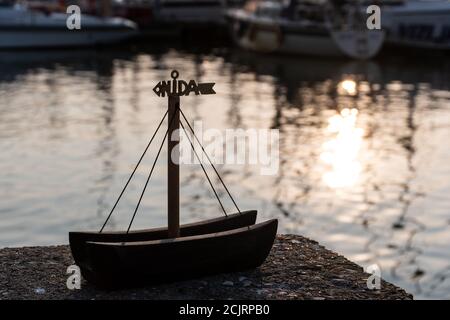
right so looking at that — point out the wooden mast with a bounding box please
[152,70,216,238]
[168,91,180,238]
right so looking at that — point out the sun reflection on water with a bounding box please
[338,79,358,96]
[321,108,364,188]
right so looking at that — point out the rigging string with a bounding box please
[179,119,228,217]
[99,110,168,233]
[179,108,241,214]
[100,103,242,232]
[126,105,180,233]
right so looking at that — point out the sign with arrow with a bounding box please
[153,70,216,97]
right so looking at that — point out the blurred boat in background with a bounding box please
[154,0,227,24]
[226,0,385,59]
[0,1,138,48]
[109,0,244,27]
[381,0,450,50]
[112,0,154,28]
[2,0,449,52]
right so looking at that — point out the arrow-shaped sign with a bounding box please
[153,70,216,97]
[197,83,216,95]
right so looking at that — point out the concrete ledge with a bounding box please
[0,234,412,300]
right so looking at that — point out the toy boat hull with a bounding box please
[70,210,257,268]
[79,219,277,289]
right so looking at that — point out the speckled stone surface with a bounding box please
[0,234,412,300]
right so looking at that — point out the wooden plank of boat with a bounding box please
[80,219,278,289]
[70,210,257,266]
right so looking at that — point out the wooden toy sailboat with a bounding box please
[69,70,278,289]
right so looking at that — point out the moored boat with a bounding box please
[381,0,450,50]
[0,3,138,49]
[226,0,385,59]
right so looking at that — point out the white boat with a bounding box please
[381,0,450,49]
[226,0,385,59]
[0,3,138,49]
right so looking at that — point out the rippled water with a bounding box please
[0,43,449,299]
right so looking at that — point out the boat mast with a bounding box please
[153,70,216,238]
[168,90,180,238]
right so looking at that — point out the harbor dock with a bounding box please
[0,235,412,300]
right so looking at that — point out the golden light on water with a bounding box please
[338,79,357,96]
[320,108,364,188]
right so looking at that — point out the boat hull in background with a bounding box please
[331,30,385,60]
[70,210,257,268]
[80,219,278,289]
[0,7,138,49]
[229,16,384,59]
[0,28,137,48]
[382,1,450,50]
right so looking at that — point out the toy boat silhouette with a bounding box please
[69,70,277,289]
[69,210,257,268]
